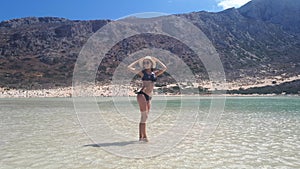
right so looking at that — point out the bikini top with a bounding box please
[141,69,157,82]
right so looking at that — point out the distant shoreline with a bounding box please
[0,85,299,98]
[1,75,299,98]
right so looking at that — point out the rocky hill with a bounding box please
[0,17,109,88]
[0,0,299,89]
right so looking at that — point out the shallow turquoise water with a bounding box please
[0,96,299,168]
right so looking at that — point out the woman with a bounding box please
[128,56,167,142]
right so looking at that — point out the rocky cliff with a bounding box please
[0,0,299,89]
[0,17,109,88]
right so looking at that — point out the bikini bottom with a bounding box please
[137,91,152,101]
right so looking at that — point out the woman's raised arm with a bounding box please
[127,58,143,76]
[152,57,167,76]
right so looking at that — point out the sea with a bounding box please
[0,96,299,169]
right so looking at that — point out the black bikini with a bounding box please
[141,69,157,82]
[137,69,156,101]
[137,90,152,101]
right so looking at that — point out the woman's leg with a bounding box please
[137,94,148,141]
[146,101,151,112]
[141,101,151,142]
[137,94,148,122]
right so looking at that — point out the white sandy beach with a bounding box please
[0,75,299,98]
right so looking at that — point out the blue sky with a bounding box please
[0,0,251,22]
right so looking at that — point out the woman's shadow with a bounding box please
[84,140,139,147]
